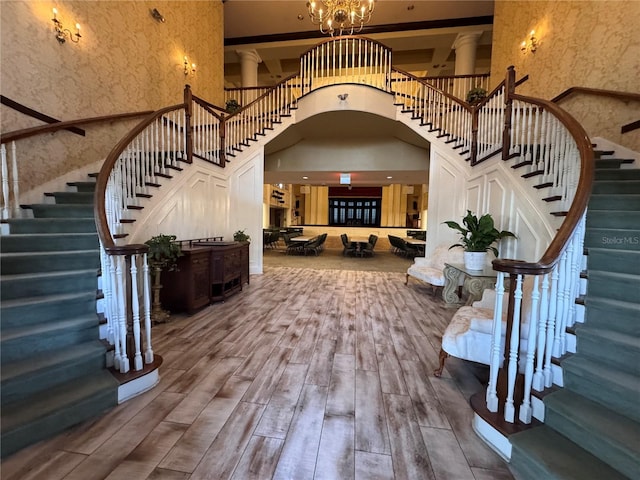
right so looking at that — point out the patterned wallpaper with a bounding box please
[0,0,224,194]
[490,0,640,151]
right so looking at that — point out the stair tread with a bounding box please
[545,390,640,455]
[1,315,98,341]
[1,370,116,431]
[576,325,640,349]
[0,268,97,281]
[1,341,106,382]
[1,249,99,258]
[511,425,629,480]
[0,291,96,310]
[562,354,640,388]
[587,269,639,280]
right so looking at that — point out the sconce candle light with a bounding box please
[52,7,81,44]
[521,30,538,54]
[184,56,196,76]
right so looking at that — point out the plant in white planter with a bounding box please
[444,210,516,270]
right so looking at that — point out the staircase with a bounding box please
[0,178,118,458]
[509,152,640,479]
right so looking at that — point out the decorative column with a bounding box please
[452,32,482,75]
[236,49,262,104]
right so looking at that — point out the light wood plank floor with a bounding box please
[2,267,514,480]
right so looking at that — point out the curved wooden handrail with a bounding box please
[492,93,594,276]
[94,104,184,250]
[472,79,506,109]
[419,73,490,81]
[298,34,392,59]
[391,67,473,111]
[552,86,640,104]
[1,95,85,137]
[1,110,154,144]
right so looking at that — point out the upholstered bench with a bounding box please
[405,244,464,294]
[433,284,531,377]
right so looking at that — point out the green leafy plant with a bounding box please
[145,234,183,271]
[225,99,241,113]
[466,87,487,104]
[233,229,251,243]
[444,210,515,256]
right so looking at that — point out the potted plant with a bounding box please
[225,99,241,113]
[444,210,515,270]
[466,87,487,105]
[144,234,183,323]
[233,229,251,243]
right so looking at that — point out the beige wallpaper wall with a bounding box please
[1,0,224,194]
[490,0,640,151]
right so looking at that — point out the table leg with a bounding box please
[464,277,497,305]
[442,265,463,304]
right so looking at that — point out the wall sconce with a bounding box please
[520,30,538,54]
[184,56,196,76]
[52,7,81,44]
[151,8,165,23]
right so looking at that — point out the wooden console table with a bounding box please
[161,242,249,313]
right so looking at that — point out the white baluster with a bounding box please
[10,141,19,218]
[504,274,523,423]
[544,265,559,388]
[486,272,505,412]
[130,255,143,370]
[143,252,154,363]
[553,250,569,357]
[520,275,540,424]
[1,143,8,220]
[115,256,130,373]
[533,273,550,391]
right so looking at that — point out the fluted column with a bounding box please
[452,32,482,75]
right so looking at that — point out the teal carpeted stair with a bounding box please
[509,155,640,479]
[0,179,118,458]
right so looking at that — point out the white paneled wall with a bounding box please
[425,144,555,263]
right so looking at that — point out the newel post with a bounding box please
[184,84,193,163]
[470,106,479,165]
[220,117,227,168]
[502,66,516,161]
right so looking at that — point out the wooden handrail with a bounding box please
[391,67,473,111]
[552,86,640,104]
[94,104,184,250]
[225,72,299,120]
[1,110,153,144]
[1,95,85,137]
[419,73,490,80]
[192,94,227,115]
[492,92,594,275]
[622,119,640,134]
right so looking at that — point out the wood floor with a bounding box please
[2,267,513,480]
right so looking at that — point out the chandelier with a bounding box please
[307,0,375,36]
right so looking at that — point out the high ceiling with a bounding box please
[224,0,494,86]
[223,1,495,186]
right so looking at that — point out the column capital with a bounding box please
[452,31,483,51]
[235,49,262,64]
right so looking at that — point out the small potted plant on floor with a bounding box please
[145,234,183,323]
[444,210,515,270]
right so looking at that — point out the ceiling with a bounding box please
[223,1,495,187]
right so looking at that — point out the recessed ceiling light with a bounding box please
[302,176,308,179]
[387,176,393,179]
